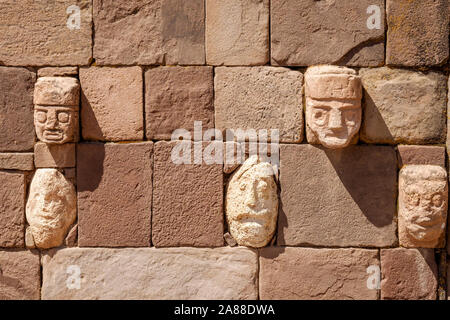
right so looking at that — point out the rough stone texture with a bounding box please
[77,143,153,247]
[34,77,80,106]
[26,169,77,249]
[93,0,205,65]
[260,247,379,300]
[271,0,385,66]
[0,153,34,171]
[145,67,214,140]
[360,68,447,144]
[381,248,437,300]
[398,165,448,248]
[80,67,143,141]
[0,172,26,248]
[397,145,445,169]
[65,224,78,247]
[34,142,76,168]
[38,67,78,78]
[0,250,40,300]
[0,0,92,66]
[215,67,303,143]
[278,144,397,247]
[386,0,448,67]
[206,0,269,66]
[152,141,223,247]
[226,156,278,248]
[25,227,35,249]
[42,247,257,300]
[0,67,36,152]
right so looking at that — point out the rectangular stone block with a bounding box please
[145,67,214,140]
[271,0,385,66]
[152,141,223,247]
[387,0,448,66]
[215,67,303,143]
[0,153,34,171]
[93,0,205,65]
[80,67,144,141]
[77,142,153,247]
[42,247,257,299]
[38,67,78,78]
[260,247,379,300]
[0,250,41,300]
[0,171,26,248]
[360,68,447,144]
[206,0,269,65]
[0,0,92,66]
[0,67,36,152]
[278,144,397,247]
[397,145,445,169]
[35,142,76,168]
[381,248,437,300]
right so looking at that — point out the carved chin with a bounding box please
[317,135,351,148]
[406,224,442,242]
[230,221,274,248]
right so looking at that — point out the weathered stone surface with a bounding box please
[260,247,379,300]
[278,144,397,247]
[42,247,257,299]
[80,67,143,141]
[206,0,269,65]
[0,0,92,66]
[398,165,447,248]
[226,156,278,248]
[34,77,79,107]
[34,142,76,168]
[0,67,35,152]
[65,224,78,247]
[305,65,362,148]
[25,227,35,249]
[386,0,448,66]
[38,67,78,78]
[35,104,79,144]
[145,67,214,140]
[0,172,26,247]
[93,0,205,65]
[397,145,445,168]
[26,169,77,249]
[77,143,153,247]
[215,67,303,143]
[0,153,34,171]
[360,68,447,144]
[381,248,437,300]
[0,250,40,300]
[152,141,223,247]
[271,0,385,66]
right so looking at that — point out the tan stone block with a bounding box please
[38,67,78,78]
[360,68,447,144]
[42,247,258,299]
[0,0,92,66]
[0,153,34,171]
[93,0,205,65]
[397,145,445,168]
[381,248,437,300]
[34,142,76,168]
[80,67,144,141]
[206,0,269,65]
[34,77,80,106]
[260,247,379,300]
[215,67,303,143]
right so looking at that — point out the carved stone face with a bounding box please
[226,156,278,248]
[399,165,448,247]
[34,106,78,144]
[305,65,362,149]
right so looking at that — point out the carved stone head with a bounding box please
[34,77,80,144]
[399,165,448,248]
[305,65,362,149]
[226,155,278,248]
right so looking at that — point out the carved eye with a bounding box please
[58,111,70,123]
[313,108,327,125]
[35,111,47,123]
[405,192,420,206]
[239,182,246,191]
[432,194,443,207]
[257,180,269,193]
[344,110,357,126]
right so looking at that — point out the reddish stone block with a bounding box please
[152,141,223,247]
[77,142,153,247]
[34,142,76,168]
[397,145,445,168]
[0,153,34,171]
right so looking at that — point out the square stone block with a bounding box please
[77,142,153,247]
[278,144,397,247]
[35,142,76,168]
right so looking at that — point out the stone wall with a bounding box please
[0,0,449,300]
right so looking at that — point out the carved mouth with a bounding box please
[43,130,63,141]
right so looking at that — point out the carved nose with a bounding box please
[328,110,343,129]
[245,186,257,208]
[45,110,58,128]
